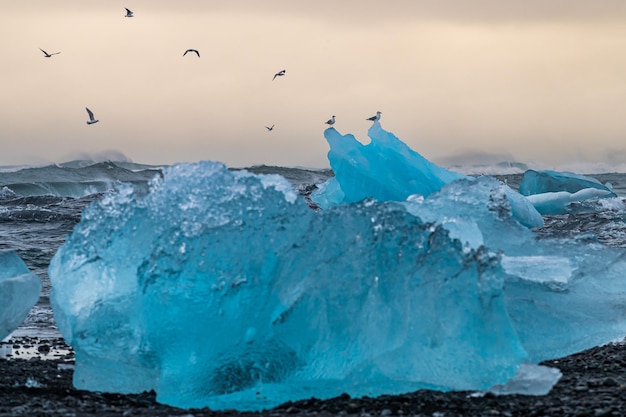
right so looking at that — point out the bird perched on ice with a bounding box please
[366,111,382,122]
[40,48,61,58]
[85,107,99,125]
[273,69,286,80]
[265,125,275,132]
[325,115,336,127]
[183,49,200,57]
[124,8,134,17]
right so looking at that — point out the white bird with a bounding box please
[265,125,275,132]
[40,48,61,58]
[325,115,336,127]
[85,107,99,125]
[273,69,286,80]
[124,8,134,17]
[183,49,200,57]
[366,111,382,121]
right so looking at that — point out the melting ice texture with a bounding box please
[49,126,626,411]
[0,251,41,341]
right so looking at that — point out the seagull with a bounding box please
[85,107,99,125]
[366,111,382,121]
[273,69,286,80]
[325,115,336,127]
[40,48,61,58]
[265,125,275,131]
[183,49,200,57]
[124,8,134,17]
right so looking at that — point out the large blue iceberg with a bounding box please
[0,251,42,341]
[50,151,626,410]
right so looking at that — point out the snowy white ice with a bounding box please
[47,122,626,411]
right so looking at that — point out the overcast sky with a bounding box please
[3,1,626,169]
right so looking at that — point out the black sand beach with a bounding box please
[2,336,626,417]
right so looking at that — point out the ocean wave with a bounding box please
[0,160,162,198]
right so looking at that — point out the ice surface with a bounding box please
[49,159,626,411]
[519,170,616,197]
[0,251,42,341]
[311,123,543,228]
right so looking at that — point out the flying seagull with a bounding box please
[265,125,275,132]
[366,111,382,121]
[183,49,200,57]
[124,8,134,17]
[273,69,286,80]
[325,115,336,127]
[85,107,99,125]
[40,48,61,58]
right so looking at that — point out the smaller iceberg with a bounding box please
[0,251,42,341]
[314,123,467,205]
[518,170,617,215]
[519,170,615,197]
[312,123,543,228]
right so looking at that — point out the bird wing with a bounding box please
[194,50,200,57]
[183,50,189,56]
[86,107,95,121]
[40,48,48,56]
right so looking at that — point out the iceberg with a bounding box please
[49,159,626,411]
[0,251,42,341]
[519,170,616,197]
[312,123,466,207]
[312,123,543,228]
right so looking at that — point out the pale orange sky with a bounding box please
[3,1,626,170]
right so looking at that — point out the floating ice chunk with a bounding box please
[526,188,614,215]
[519,170,616,197]
[0,251,42,341]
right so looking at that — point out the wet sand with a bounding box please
[1,336,626,417]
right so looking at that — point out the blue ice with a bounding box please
[312,123,543,228]
[49,156,626,411]
[0,251,41,341]
[518,170,617,215]
[519,170,616,197]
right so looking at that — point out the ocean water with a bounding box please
[1,160,625,339]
